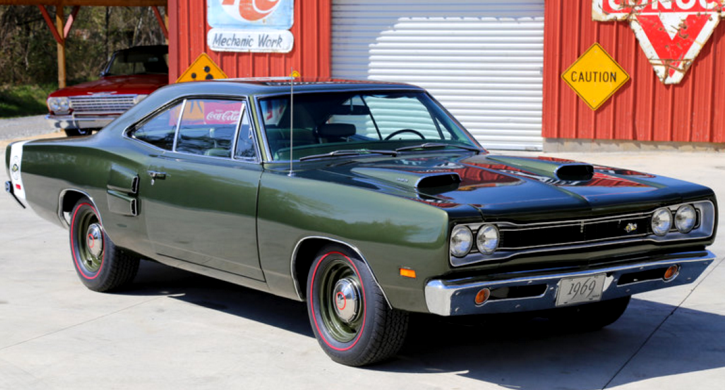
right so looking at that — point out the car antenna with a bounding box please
[288,69,300,177]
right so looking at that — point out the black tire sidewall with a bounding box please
[70,201,112,290]
[307,247,381,364]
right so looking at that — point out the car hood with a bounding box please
[308,153,712,220]
[49,74,168,97]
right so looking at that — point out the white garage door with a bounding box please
[332,0,544,151]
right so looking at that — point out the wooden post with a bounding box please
[56,6,66,89]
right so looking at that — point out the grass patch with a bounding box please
[0,84,56,118]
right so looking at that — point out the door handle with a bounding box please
[148,171,167,185]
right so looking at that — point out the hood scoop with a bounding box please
[351,167,460,194]
[486,156,594,182]
[555,164,594,181]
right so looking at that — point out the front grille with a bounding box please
[499,214,652,250]
[69,95,136,113]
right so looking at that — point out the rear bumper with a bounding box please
[46,114,118,130]
[425,250,716,316]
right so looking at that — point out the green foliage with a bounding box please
[0,5,166,87]
[0,84,55,118]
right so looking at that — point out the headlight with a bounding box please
[48,97,70,114]
[476,224,499,255]
[675,204,697,233]
[133,94,148,104]
[450,225,473,257]
[651,207,672,236]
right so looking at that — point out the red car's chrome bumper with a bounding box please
[46,114,119,130]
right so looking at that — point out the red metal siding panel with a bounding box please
[543,0,725,144]
[168,0,331,82]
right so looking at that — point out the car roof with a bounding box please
[170,78,425,96]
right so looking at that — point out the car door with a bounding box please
[134,98,264,280]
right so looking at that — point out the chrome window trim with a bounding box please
[450,200,716,267]
[171,99,187,152]
[123,95,263,165]
[289,236,392,309]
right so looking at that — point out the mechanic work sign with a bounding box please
[593,0,723,84]
[207,0,294,53]
[176,53,228,83]
[562,43,630,110]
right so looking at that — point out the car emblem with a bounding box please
[11,164,18,173]
[625,223,638,233]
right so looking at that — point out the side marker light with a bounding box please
[399,268,416,279]
[475,288,491,305]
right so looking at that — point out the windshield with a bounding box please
[259,91,480,160]
[106,47,168,76]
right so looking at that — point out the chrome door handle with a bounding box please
[148,171,167,185]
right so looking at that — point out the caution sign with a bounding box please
[176,53,228,83]
[561,43,629,111]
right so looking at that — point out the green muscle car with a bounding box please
[5,79,718,366]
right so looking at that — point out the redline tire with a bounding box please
[306,246,408,366]
[69,199,139,292]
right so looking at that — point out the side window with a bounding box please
[130,101,183,150]
[175,99,245,158]
[234,112,257,159]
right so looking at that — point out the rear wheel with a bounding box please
[69,199,139,291]
[306,246,408,366]
[549,296,631,331]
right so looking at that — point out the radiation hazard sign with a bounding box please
[176,53,228,83]
[561,43,630,111]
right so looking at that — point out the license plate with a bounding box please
[556,274,605,307]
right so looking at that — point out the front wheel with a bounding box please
[70,199,140,292]
[306,246,408,366]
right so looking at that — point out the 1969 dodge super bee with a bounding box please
[5,79,718,366]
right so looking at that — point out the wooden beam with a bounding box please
[152,5,168,40]
[56,5,66,88]
[63,5,80,38]
[0,0,166,6]
[37,5,64,45]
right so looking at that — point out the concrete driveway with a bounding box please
[1,131,723,389]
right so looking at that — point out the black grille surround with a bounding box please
[450,200,715,267]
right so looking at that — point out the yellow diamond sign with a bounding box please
[176,53,227,83]
[562,43,629,111]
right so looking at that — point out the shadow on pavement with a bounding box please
[125,260,725,389]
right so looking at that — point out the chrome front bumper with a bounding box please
[425,250,716,316]
[46,114,118,130]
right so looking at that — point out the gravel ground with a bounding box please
[0,115,59,141]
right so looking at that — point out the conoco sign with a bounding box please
[593,0,723,84]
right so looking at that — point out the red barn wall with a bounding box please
[543,1,725,144]
[168,0,331,82]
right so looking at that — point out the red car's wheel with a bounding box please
[306,246,408,366]
[69,198,139,292]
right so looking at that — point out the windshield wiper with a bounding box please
[395,143,481,154]
[299,149,397,161]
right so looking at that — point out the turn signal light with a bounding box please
[399,268,416,278]
[664,265,680,281]
[474,288,491,305]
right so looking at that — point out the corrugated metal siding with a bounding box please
[168,0,331,82]
[331,0,545,151]
[543,0,725,143]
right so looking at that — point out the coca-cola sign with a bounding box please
[206,110,241,124]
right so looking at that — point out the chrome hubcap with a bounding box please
[332,278,360,324]
[86,223,103,258]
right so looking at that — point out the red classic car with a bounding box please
[46,45,168,136]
